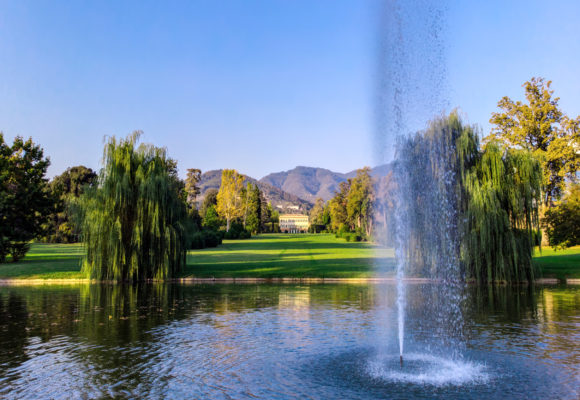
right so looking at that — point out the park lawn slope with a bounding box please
[1,237,578,281]
[533,245,580,281]
[184,234,394,278]
[0,243,84,279]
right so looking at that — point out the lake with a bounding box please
[0,283,578,399]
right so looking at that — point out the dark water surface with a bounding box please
[0,283,578,399]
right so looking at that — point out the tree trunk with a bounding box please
[226,217,230,232]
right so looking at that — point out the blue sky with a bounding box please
[0,1,578,178]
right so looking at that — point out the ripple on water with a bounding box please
[366,353,490,387]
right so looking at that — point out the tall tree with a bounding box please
[0,134,51,262]
[201,188,219,218]
[328,181,350,232]
[259,194,271,232]
[216,169,244,232]
[184,168,202,209]
[542,184,580,248]
[487,77,579,205]
[374,172,397,245]
[45,166,97,243]
[244,184,261,234]
[309,198,326,233]
[397,112,542,283]
[79,132,188,281]
[347,167,375,237]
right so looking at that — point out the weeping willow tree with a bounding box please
[463,143,542,283]
[395,113,478,279]
[395,112,542,283]
[78,132,188,281]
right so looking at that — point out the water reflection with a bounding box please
[0,283,577,399]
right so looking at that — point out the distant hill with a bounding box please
[198,170,312,212]
[259,164,391,202]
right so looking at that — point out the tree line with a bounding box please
[0,77,578,282]
[309,77,578,283]
[0,133,279,277]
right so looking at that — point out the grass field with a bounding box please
[533,245,580,281]
[183,234,394,278]
[0,235,577,281]
[0,243,85,279]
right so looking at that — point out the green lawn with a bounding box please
[533,245,580,281]
[0,243,85,279]
[183,234,394,278]
[0,235,578,281]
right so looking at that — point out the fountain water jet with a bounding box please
[373,0,472,376]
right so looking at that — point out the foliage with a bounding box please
[487,77,579,205]
[44,166,97,243]
[242,183,261,234]
[328,181,349,232]
[184,168,202,210]
[223,222,251,240]
[374,172,397,245]
[78,132,188,281]
[542,184,580,248]
[396,113,542,283]
[309,198,326,232]
[202,204,222,231]
[190,230,223,249]
[216,169,244,232]
[346,167,375,237]
[0,134,51,262]
[324,168,375,240]
[463,143,542,283]
[259,194,272,232]
[201,188,219,218]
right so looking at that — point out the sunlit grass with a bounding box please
[533,245,580,280]
[1,236,578,280]
[0,243,85,279]
[184,234,394,278]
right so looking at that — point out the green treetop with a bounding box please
[487,77,579,205]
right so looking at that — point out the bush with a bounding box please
[223,223,252,240]
[190,230,223,249]
[344,233,362,242]
[542,184,580,248]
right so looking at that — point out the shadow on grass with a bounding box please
[182,256,396,278]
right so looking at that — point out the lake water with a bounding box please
[0,283,578,399]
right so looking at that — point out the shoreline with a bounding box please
[0,277,569,286]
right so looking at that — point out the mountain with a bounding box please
[198,170,312,212]
[259,164,391,202]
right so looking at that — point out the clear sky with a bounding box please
[0,0,578,179]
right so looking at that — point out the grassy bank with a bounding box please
[0,236,578,281]
[533,245,580,281]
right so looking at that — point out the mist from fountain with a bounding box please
[373,0,473,378]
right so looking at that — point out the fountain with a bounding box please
[373,0,473,381]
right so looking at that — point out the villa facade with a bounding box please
[279,214,309,233]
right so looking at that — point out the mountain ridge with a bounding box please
[259,164,391,202]
[197,164,391,211]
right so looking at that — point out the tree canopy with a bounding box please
[396,112,542,283]
[216,169,244,232]
[542,184,580,248]
[0,134,51,262]
[79,132,188,281]
[487,77,579,205]
[45,165,97,243]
